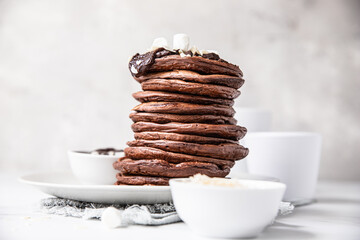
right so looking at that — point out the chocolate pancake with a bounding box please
[125,146,235,168]
[133,91,234,106]
[129,112,237,125]
[115,174,169,186]
[135,70,244,89]
[141,79,240,99]
[127,140,248,161]
[129,48,243,77]
[134,132,238,144]
[148,55,242,77]
[133,102,235,117]
[113,159,230,178]
[132,122,247,141]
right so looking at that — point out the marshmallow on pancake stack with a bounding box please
[113,34,248,186]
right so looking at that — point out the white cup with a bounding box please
[244,132,322,204]
[234,108,272,132]
[68,150,123,185]
[229,108,272,177]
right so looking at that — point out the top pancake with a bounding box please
[148,55,243,77]
[134,70,244,89]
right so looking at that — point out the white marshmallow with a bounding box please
[190,46,200,55]
[101,207,124,228]
[178,50,190,57]
[200,49,219,55]
[150,37,169,51]
[180,52,191,57]
[173,34,190,51]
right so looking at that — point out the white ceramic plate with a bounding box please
[19,171,279,204]
[19,171,171,204]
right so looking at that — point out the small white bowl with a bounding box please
[68,150,124,185]
[170,178,286,239]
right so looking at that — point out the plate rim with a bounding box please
[18,171,170,191]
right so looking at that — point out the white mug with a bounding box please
[229,108,272,177]
[234,108,272,132]
[244,132,322,204]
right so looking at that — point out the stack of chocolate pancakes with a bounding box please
[113,36,249,186]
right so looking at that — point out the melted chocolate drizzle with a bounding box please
[128,48,226,77]
[129,48,176,77]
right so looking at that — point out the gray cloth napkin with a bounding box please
[40,198,293,227]
[40,198,181,225]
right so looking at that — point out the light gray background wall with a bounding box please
[0,0,359,180]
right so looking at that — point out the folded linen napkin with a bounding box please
[40,198,180,226]
[40,198,293,227]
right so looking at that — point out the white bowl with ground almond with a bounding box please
[170,175,286,239]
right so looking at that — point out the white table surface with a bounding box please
[0,172,359,240]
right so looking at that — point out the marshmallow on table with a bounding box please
[101,207,124,228]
